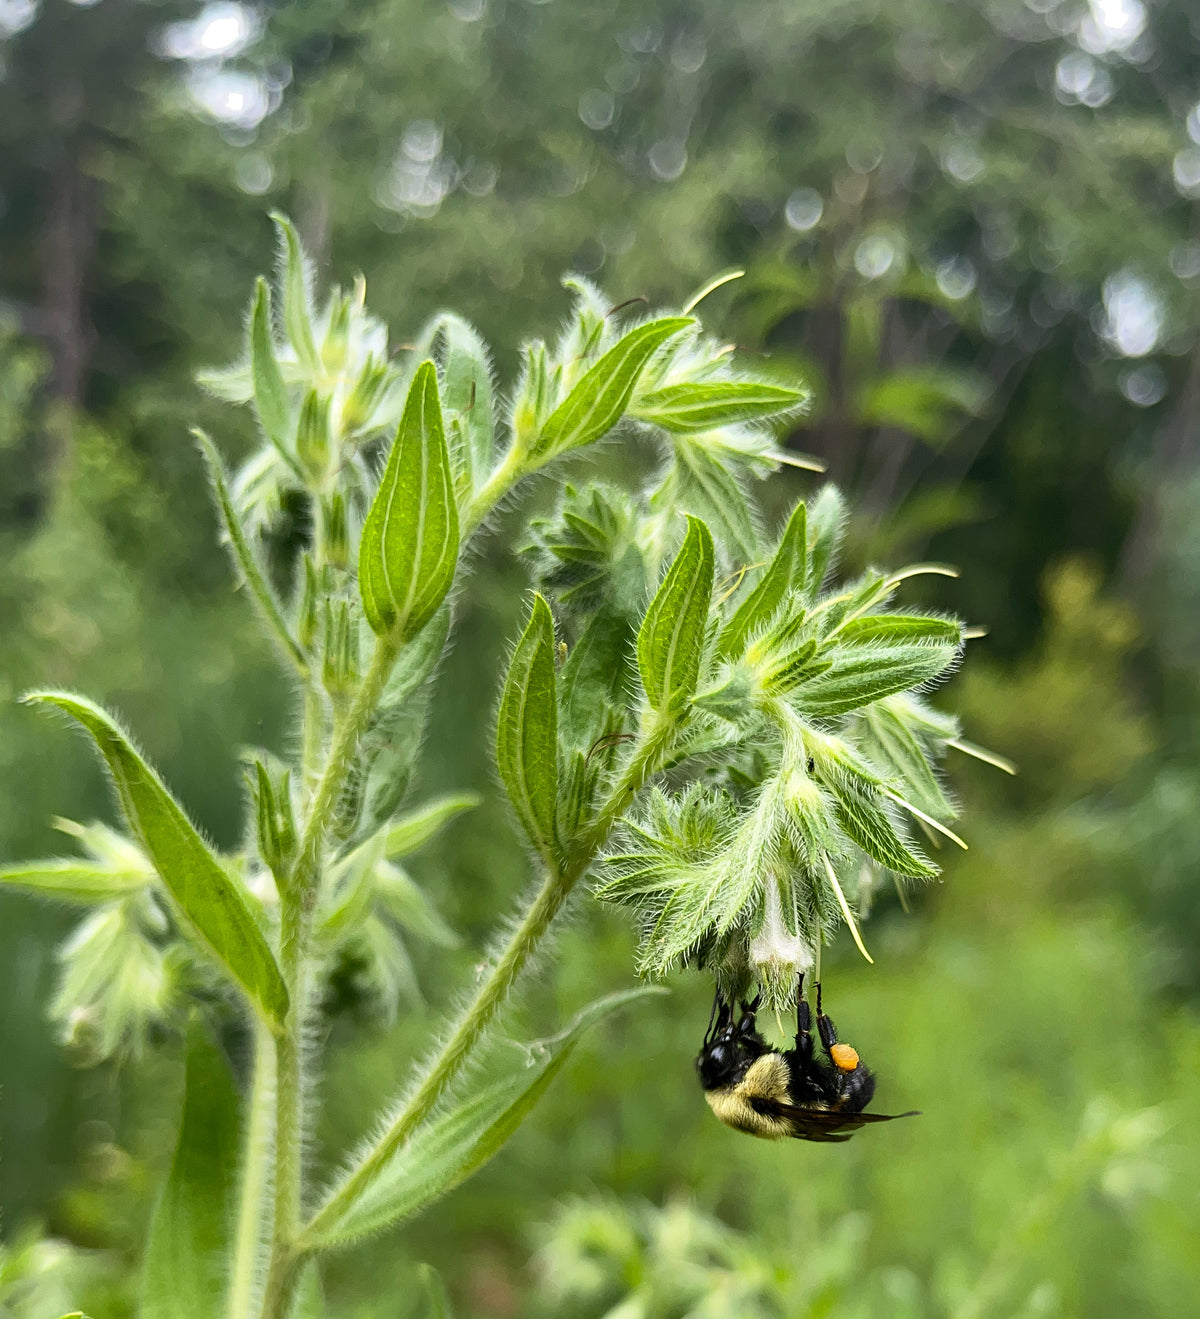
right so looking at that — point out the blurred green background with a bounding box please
[2,0,1199,1314]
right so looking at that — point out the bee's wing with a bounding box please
[751,1097,921,1143]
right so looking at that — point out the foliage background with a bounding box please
[1,0,1199,1314]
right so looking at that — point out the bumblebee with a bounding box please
[696,976,917,1142]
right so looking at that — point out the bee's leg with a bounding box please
[735,994,766,1055]
[815,983,876,1113]
[794,988,815,1063]
[703,986,722,1045]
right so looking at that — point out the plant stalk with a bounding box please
[228,1021,277,1319]
[260,632,400,1318]
[298,709,674,1249]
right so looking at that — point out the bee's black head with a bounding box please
[696,1038,737,1089]
[696,992,768,1090]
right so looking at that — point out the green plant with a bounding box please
[2,221,985,1318]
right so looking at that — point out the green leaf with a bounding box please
[859,698,955,818]
[271,212,320,373]
[558,606,634,753]
[806,485,846,601]
[249,277,289,448]
[718,500,807,658]
[532,317,694,458]
[140,1023,240,1319]
[792,643,957,719]
[669,437,758,564]
[633,380,804,432]
[0,858,150,904]
[293,1262,326,1319]
[416,1264,453,1319]
[833,780,938,879]
[383,793,481,858]
[637,516,715,712]
[496,594,559,858]
[196,431,307,674]
[376,864,460,949]
[358,608,450,835]
[27,692,289,1029]
[856,365,988,445]
[359,360,460,640]
[435,313,495,497]
[303,987,662,1247]
[836,615,962,645]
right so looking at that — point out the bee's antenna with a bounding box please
[704,986,722,1044]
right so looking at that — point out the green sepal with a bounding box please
[383,793,481,858]
[0,858,150,904]
[833,780,939,879]
[805,485,846,602]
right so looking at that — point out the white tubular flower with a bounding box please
[749,874,813,1007]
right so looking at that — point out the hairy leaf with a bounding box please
[637,516,715,712]
[271,211,319,373]
[0,858,150,904]
[719,500,807,658]
[435,313,495,498]
[358,608,450,835]
[496,594,559,857]
[383,793,481,859]
[669,437,758,564]
[633,380,804,432]
[140,1023,240,1319]
[805,485,846,601]
[558,607,635,753]
[859,698,955,818]
[836,614,962,646]
[792,643,957,718]
[249,277,289,448]
[833,780,938,879]
[304,988,661,1247]
[359,361,460,640]
[533,317,693,458]
[26,693,288,1029]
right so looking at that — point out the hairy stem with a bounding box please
[196,430,310,679]
[298,710,674,1249]
[461,442,525,538]
[228,1022,277,1319]
[261,633,400,1318]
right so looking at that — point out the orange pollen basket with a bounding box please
[830,1043,860,1072]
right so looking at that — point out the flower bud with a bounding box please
[318,491,350,571]
[297,388,333,483]
[299,553,320,650]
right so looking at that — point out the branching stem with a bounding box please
[297,709,674,1251]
